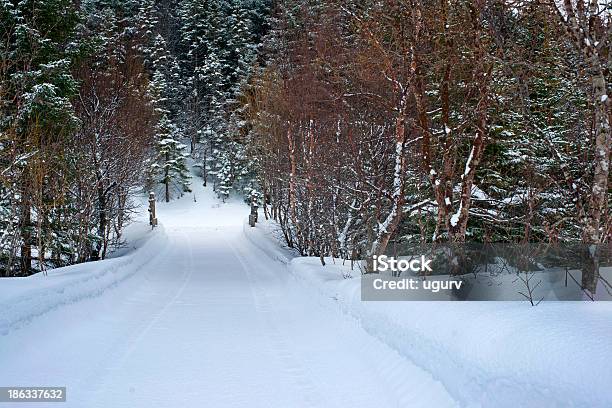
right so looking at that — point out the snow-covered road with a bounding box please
[0,187,456,408]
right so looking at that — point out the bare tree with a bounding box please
[545,0,611,293]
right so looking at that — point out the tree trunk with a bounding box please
[286,127,298,231]
[366,113,407,271]
[165,151,170,203]
[19,190,31,276]
[581,70,610,293]
[92,181,107,261]
[202,147,207,187]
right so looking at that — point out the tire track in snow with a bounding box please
[78,230,196,406]
[226,236,327,408]
[109,230,196,367]
[241,226,459,408]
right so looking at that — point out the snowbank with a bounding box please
[0,221,168,337]
[244,220,612,407]
[242,218,297,265]
[287,257,612,407]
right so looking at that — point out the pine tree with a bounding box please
[176,0,271,197]
[136,0,160,66]
[149,34,183,117]
[0,0,81,275]
[151,116,192,202]
[148,32,191,202]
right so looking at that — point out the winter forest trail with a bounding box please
[0,182,457,408]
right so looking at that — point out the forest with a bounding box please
[0,0,610,293]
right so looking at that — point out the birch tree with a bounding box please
[545,0,611,293]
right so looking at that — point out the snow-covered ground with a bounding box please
[1,180,610,407]
[281,256,612,408]
[244,222,612,407]
[0,182,454,408]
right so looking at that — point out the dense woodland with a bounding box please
[0,0,610,292]
[1,0,270,276]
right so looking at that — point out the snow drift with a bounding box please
[288,257,612,408]
[0,222,167,337]
[245,221,612,408]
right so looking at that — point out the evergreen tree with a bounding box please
[150,116,192,202]
[148,32,191,202]
[0,0,81,275]
[176,0,271,197]
[149,34,184,117]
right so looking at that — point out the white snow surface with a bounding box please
[285,256,612,408]
[0,183,455,408]
[1,180,611,407]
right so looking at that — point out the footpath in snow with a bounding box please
[1,179,610,407]
[0,182,455,408]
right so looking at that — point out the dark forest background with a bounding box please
[1,0,610,293]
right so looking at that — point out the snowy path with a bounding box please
[0,187,456,408]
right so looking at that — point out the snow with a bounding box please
[464,146,475,176]
[470,184,489,200]
[288,256,612,408]
[1,178,610,408]
[0,220,166,338]
[450,212,460,227]
[0,181,455,408]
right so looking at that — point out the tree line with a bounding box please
[1,0,270,276]
[244,0,610,292]
[1,0,609,294]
